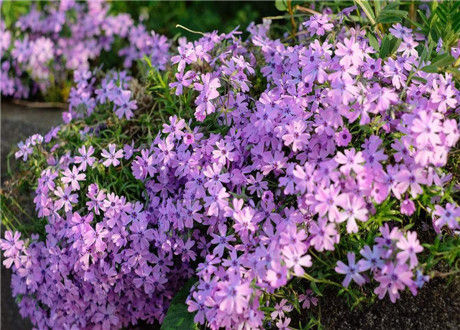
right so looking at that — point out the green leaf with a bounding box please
[453,13,460,32]
[431,53,456,68]
[420,65,438,73]
[429,25,440,43]
[379,35,391,58]
[310,281,323,297]
[390,38,402,55]
[367,32,379,51]
[379,35,401,58]
[376,7,408,24]
[417,9,430,27]
[275,0,288,11]
[161,278,198,330]
[376,15,402,24]
[435,5,449,24]
[355,0,376,25]
[380,9,408,18]
[412,76,427,84]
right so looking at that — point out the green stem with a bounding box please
[176,24,205,36]
[302,273,342,288]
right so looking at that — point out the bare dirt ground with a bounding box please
[1,101,459,330]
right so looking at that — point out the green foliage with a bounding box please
[109,1,277,40]
[376,3,408,25]
[379,34,402,59]
[1,1,31,29]
[417,1,460,47]
[275,0,288,12]
[161,278,198,330]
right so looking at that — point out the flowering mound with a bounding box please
[1,1,169,99]
[2,3,460,330]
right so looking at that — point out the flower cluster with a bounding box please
[64,69,137,123]
[2,5,460,330]
[4,135,195,328]
[336,225,426,302]
[119,25,170,70]
[1,0,169,99]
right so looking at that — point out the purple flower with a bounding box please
[283,248,312,276]
[61,166,86,190]
[215,278,252,314]
[0,231,24,269]
[303,13,333,36]
[337,194,368,233]
[54,186,78,212]
[270,299,293,319]
[335,252,366,287]
[309,218,338,252]
[335,37,363,68]
[359,245,384,272]
[433,203,460,230]
[101,143,124,167]
[113,90,137,119]
[194,73,221,120]
[298,289,318,309]
[374,262,414,303]
[335,128,351,147]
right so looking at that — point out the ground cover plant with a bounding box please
[0,0,169,102]
[1,1,460,329]
[0,0,276,102]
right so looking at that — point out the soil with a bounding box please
[1,101,459,330]
[321,277,460,329]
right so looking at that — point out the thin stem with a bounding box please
[302,273,342,288]
[287,0,297,41]
[310,251,331,267]
[176,24,205,36]
[295,5,320,16]
[430,269,460,278]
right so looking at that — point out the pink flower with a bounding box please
[74,145,96,171]
[282,119,309,152]
[314,185,341,222]
[394,166,426,199]
[233,206,257,235]
[283,248,312,276]
[335,37,363,68]
[270,299,293,319]
[215,278,252,314]
[396,231,423,268]
[0,231,24,269]
[400,199,415,216]
[101,144,124,167]
[309,217,338,252]
[335,148,364,175]
[337,193,368,233]
[411,111,442,147]
[266,263,288,288]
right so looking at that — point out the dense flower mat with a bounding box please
[1,2,459,329]
[1,0,168,99]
